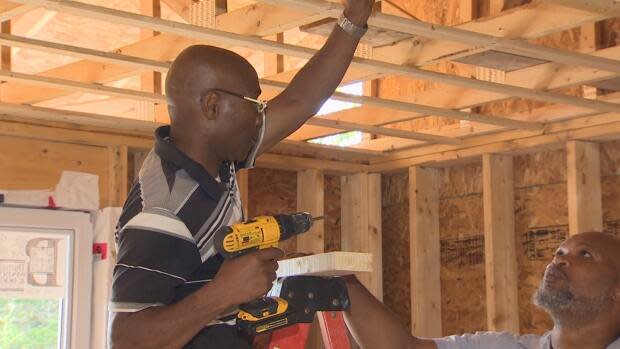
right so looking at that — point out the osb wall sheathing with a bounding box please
[247,168,342,255]
[381,144,620,336]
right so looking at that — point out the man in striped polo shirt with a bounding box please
[108,1,375,348]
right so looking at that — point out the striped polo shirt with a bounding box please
[110,126,252,348]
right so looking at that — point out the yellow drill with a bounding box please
[213,212,329,336]
[213,212,321,259]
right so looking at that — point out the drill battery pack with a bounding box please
[236,275,350,337]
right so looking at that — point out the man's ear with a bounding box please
[200,91,219,120]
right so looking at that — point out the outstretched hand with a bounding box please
[343,0,375,27]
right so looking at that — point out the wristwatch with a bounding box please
[337,13,368,39]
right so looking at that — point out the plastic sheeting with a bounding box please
[90,207,121,349]
[0,171,99,211]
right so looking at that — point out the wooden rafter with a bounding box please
[294,44,620,142]
[10,0,619,115]
[267,0,620,74]
[0,32,540,142]
[0,2,33,22]
[540,0,620,16]
[0,33,170,72]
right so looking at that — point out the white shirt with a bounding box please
[435,331,620,349]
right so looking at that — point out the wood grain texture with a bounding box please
[567,141,603,236]
[277,252,372,278]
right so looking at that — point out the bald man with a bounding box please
[108,1,374,348]
[343,232,620,349]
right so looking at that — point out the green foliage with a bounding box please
[0,299,60,349]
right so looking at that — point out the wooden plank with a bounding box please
[263,79,541,131]
[0,2,33,22]
[0,103,382,165]
[482,154,519,332]
[294,44,620,141]
[0,33,170,72]
[369,112,620,172]
[138,0,162,122]
[0,33,530,136]
[540,0,620,16]
[0,1,329,105]
[257,153,368,175]
[108,145,128,207]
[268,0,620,74]
[0,20,9,72]
[217,2,329,37]
[0,70,166,103]
[376,2,609,67]
[0,119,154,149]
[409,166,442,337]
[489,0,505,15]
[296,169,325,254]
[567,141,603,236]
[12,0,619,114]
[341,173,382,300]
[276,252,372,278]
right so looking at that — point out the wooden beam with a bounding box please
[0,20,9,72]
[0,73,461,143]
[0,31,536,133]
[0,117,153,149]
[540,0,620,16]
[108,145,129,207]
[307,117,460,145]
[0,70,167,103]
[267,0,620,74]
[12,0,619,114]
[0,102,382,165]
[258,153,368,175]
[376,2,609,67]
[370,112,620,172]
[295,44,620,142]
[567,141,603,236]
[276,252,373,278]
[579,22,601,99]
[297,169,325,254]
[139,0,163,122]
[482,154,519,332]
[0,33,513,139]
[0,1,330,105]
[409,166,441,337]
[217,2,329,37]
[0,33,170,72]
[489,0,505,15]
[341,173,382,300]
[263,79,541,131]
[0,2,33,22]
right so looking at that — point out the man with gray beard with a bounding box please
[342,231,620,349]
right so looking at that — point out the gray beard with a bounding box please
[534,284,609,326]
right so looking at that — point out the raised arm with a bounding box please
[343,276,438,349]
[258,0,375,152]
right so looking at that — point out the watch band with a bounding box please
[337,13,368,39]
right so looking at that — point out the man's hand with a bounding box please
[343,0,375,27]
[212,248,284,307]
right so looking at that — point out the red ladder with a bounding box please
[266,311,351,349]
